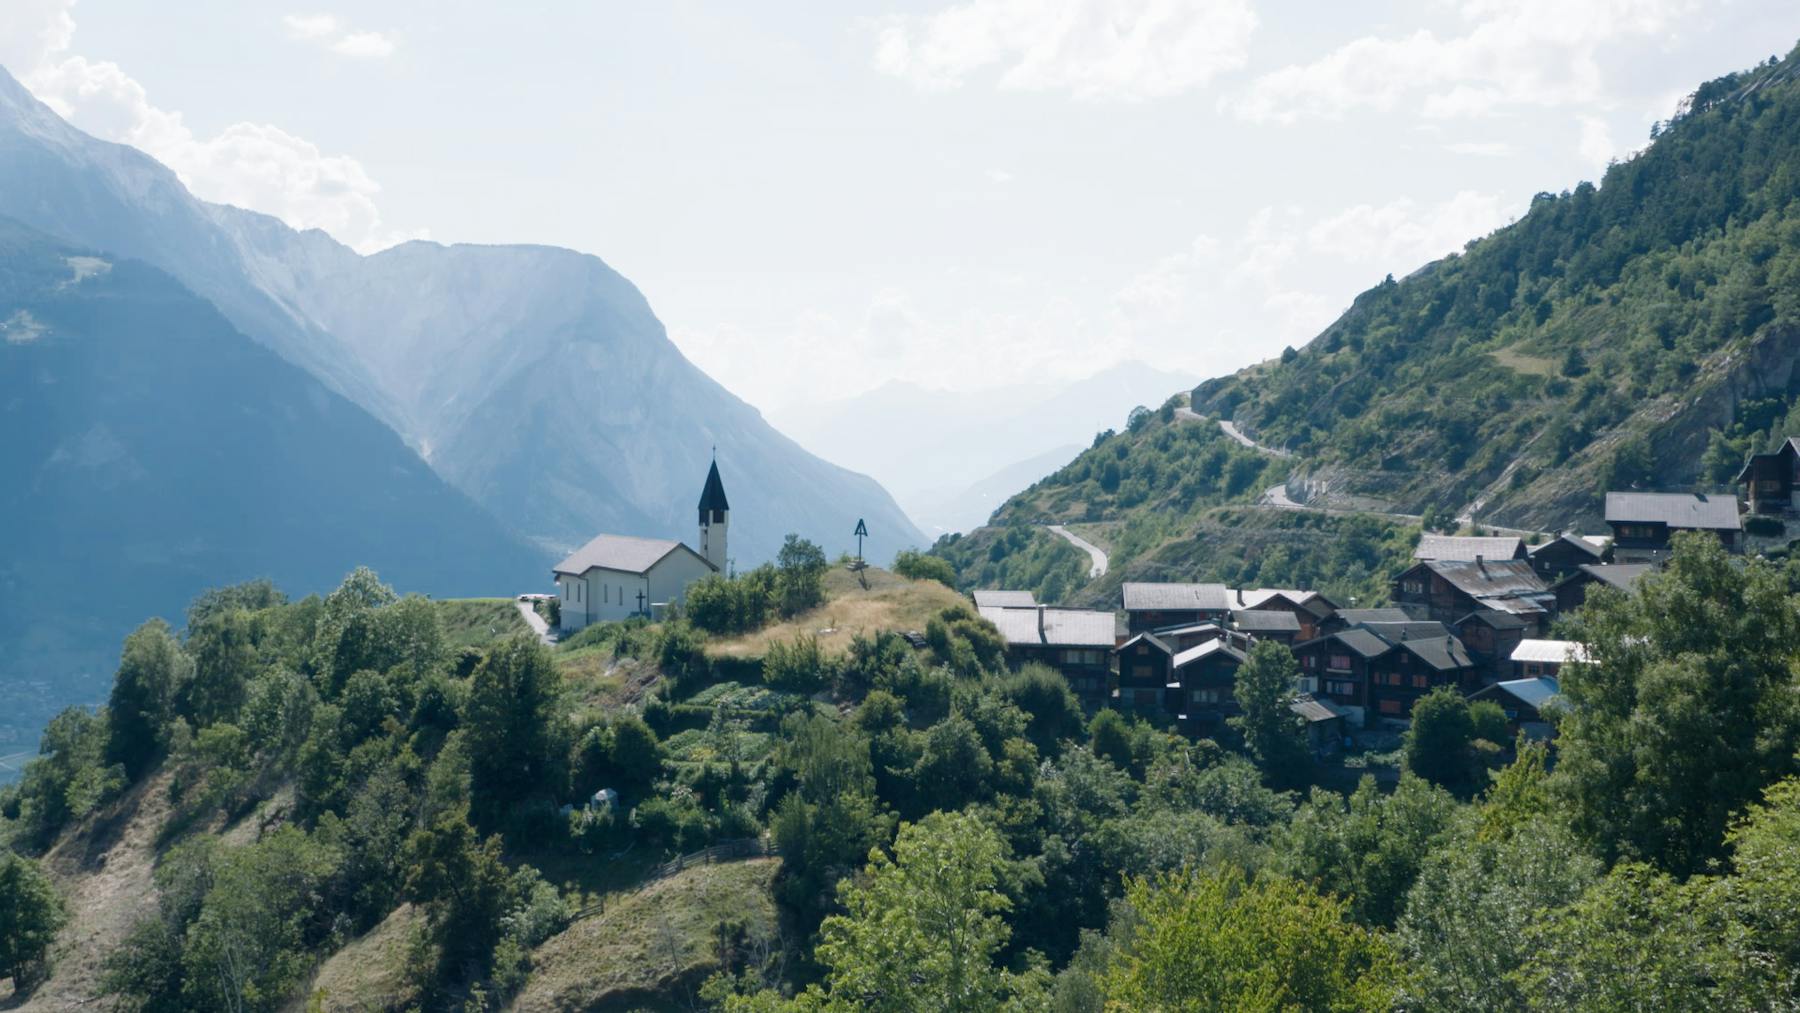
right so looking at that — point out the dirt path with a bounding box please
[516,599,556,646]
[1047,525,1108,578]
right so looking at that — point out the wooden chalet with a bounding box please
[1294,620,1478,723]
[1552,562,1656,613]
[1320,607,1413,635]
[1527,533,1610,582]
[1469,676,1561,740]
[1453,610,1532,684]
[1391,558,1554,632]
[1115,632,1174,714]
[1229,608,1302,644]
[1121,582,1233,633]
[977,604,1116,707]
[1735,438,1800,515]
[1604,492,1741,560]
[1167,638,1248,731]
[1232,588,1336,640]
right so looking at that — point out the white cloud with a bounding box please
[284,13,396,59]
[1232,0,1698,123]
[1577,114,1618,167]
[872,0,1258,101]
[985,167,1014,183]
[1305,191,1510,270]
[2,0,414,252]
[330,30,396,59]
[1447,140,1514,157]
[281,14,339,41]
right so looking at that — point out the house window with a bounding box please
[1304,655,1317,669]
[1379,699,1404,715]
[1411,674,1430,689]
[1326,679,1357,697]
[1328,654,1352,671]
[1190,688,1223,705]
[1402,580,1423,594]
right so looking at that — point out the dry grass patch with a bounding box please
[432,598,528,651]
[513,858,780,1012]
[706,566,965,660]
[293,904,425,1012]
[1490,346,1561,377]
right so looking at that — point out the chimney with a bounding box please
[1037,604,1047,642]
[1236,588,1245,606]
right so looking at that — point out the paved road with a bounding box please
[0,751,31,775]
[516,599,556,646]
[1048,525,1109,579]
[1176,408,1293,459]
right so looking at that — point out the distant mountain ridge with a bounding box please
[775,361,1197,535]
[0,64,923,565]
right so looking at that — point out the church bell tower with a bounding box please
[698,457,730,573]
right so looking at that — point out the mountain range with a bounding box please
[0,64,925,753]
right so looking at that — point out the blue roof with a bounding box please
[1494,676,1560,709]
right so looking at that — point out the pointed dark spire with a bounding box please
[698,458,729,523]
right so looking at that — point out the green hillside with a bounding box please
[1198,47,1800,530]
[937,46,1800,601]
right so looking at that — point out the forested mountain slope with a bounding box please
[938,47,1800,603]
[1196,47,1800,530]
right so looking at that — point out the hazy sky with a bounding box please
[4,1,1797,413]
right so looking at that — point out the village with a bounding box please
[960,441,1800,753]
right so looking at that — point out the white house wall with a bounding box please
[648,551,715,612]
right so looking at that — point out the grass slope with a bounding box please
[706,566,966,660]
[513,857,780,1013]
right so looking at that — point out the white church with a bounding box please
[552,460,730,632]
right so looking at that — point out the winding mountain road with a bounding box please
[1175,407,1292,459]
[1048,525,1109,578]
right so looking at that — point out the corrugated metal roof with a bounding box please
[1332,628,1393,658]
[1424,558,1548,597]
[973,589,1037,608]
[1510,639,1590,664]
[1116,632,1174,655]
[1123,582,1233,612]
[553,534,702,576]
[1414,534,1526,561]
[978,605,1116,648]
[1604,492,1741,530]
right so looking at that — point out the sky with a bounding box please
[3,0,1798,415]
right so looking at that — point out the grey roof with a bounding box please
[1604,492,1741,531]
[1236,588,1336,619]
[1414,534,1526,561]
[1301,628,1392,659]
[1290,695,1348,723]
[1395,633,1476,671]
[1123,582,1233,612]
[1172,638,1247,670]
[1529,532,1606,560]
[1455,610,1532,631]
[978,605,1116,648]
[1231,609,1302,633]
[973,589,1037,609]
[1116,631,1174,655]
[1563,562,1656,592]
[1333,607,1414,625]
[1483,677,1561,710]
[553,534,708,576]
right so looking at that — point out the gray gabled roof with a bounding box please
[1333,607,1414,625]
[973,589,1037,609]
[1300,627,1391,659]
[1529,532,1606,561]
[1559,562,1656,592]
[1116,631,1174,656]
[1122,582,1233,612]
[1290,695,1348,723]
[978,605,1116,648]
[1414,534,1527,562]
[1604,492,1741,531]
[1231,609,1302,633]
[1172,638,1246,670]
[553,533,711,577]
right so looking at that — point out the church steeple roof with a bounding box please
[698,459,730,515]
